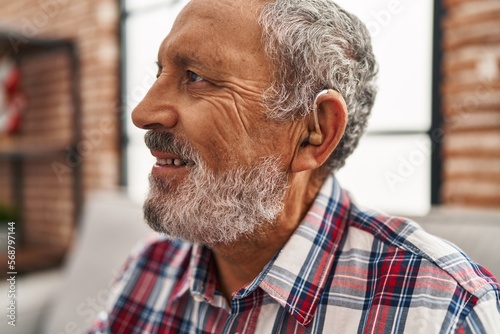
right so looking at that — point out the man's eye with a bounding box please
[187,70,204,83]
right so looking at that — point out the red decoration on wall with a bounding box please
[0,56,24,135]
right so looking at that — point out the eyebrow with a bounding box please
[158,51,223,81]
[172,53,205,68]
[157,50,207,70]
[157,38,223,78]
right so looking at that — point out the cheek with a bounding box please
[181,95,286,170]
[207,96,258,133]
[179,101,251,169]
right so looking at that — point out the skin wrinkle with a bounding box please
[197,90,263,169]
[228,92,253,140]
[189,81,288,167]
[225,90,288,150]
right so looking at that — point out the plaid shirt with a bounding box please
[89,175,500,333]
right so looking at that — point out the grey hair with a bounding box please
[258,0,378,171]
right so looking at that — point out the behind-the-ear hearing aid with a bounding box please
[308,89,329,145]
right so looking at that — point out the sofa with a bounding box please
[0,191,151,334]
[0,192,498,333]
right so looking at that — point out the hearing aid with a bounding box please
[308,89,329,145]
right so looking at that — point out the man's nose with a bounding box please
[131,79,179,130]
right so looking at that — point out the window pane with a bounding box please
[335,0,434,132]
[337,135,431,216]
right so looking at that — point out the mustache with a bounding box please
[144,131,199,162]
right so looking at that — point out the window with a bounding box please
[334,0,436,216]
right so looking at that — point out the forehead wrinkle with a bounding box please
[172,0,266,58]
[160,32,201,65]
[160,30,225,74]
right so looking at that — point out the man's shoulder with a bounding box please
[344,205,500,299]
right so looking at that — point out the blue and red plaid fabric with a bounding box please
[89,176,500,333]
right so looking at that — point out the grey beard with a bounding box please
[143,155,289,246]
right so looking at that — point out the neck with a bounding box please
[210,170,324,302]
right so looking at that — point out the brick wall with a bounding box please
[442,0,500,208]
[0,0,120,252]
[0,162,11,205]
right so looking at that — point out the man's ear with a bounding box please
[291,90,348,173]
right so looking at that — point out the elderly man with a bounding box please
[90,0,500,333]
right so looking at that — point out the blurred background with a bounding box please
[0,0,498,333]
